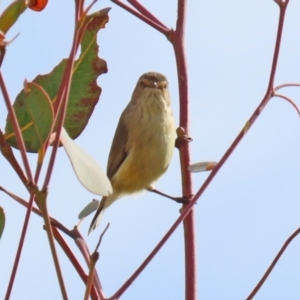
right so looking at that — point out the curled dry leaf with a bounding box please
[52,128,112,196]
[78,199,100,220]
[188,161,218,173]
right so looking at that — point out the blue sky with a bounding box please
[0,0,300,299]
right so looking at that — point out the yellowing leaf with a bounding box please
[188,161,217,173]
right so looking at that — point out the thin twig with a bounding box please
[171,0,196,298]
[35,188,68,299]
[128,0,168,29]
[0,186,102,299]
[83,224,109,300]
[73,228,104,299]
[111,0,169,35]
[0,72,33,182]
[94,223,110,252]
[190,0,289,206]
[4,193,36,300]
[84,252,99,300]
[273,93,300,116]
[246,227,300,300]
[0,41,36,300]
[43,2,95,189]
[0,130,28,185]
[274,82,300,91]
[52,227,100,300]
[43,26,79,189]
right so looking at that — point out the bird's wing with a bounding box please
[106,115,129,179]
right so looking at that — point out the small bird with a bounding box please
[89,72,176,233]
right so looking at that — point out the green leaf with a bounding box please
[5,81,54,152]
[0,207,5,239]
[5,8,110,152]
[0,0,27,34]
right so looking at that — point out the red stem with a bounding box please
[246,227,300,300]
[171,1,196,299]
[111,0,169,35]
[42,31,79,189]
[127,0,168,29]
[0,46,41,300]
[274,82,300,91]
[43,3,94,189]
[273,93,300,116]
[53,227,100,300]
[192,0,288,206]
[4,193,35,300]
[0,186,102,299]
[0,72,33,182]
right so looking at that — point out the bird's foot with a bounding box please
[147,188,193,205]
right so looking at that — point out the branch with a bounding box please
[0,186,102,299]
[246,227,300,300]
[128,0,168,28]
[111,0,169,35]
[170,0,196,299]
[191,0,289,220]
[0,72,33,182]
[273,93,300,116]
[274,82,300,91]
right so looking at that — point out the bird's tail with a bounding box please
[88,197,106,234]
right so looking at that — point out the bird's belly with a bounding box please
[112,117,175,194]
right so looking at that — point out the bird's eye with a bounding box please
[139,81,144,87]
[163,84,167,89]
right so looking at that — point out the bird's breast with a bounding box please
[112,96,176,194]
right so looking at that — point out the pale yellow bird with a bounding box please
[89,72,176,233]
